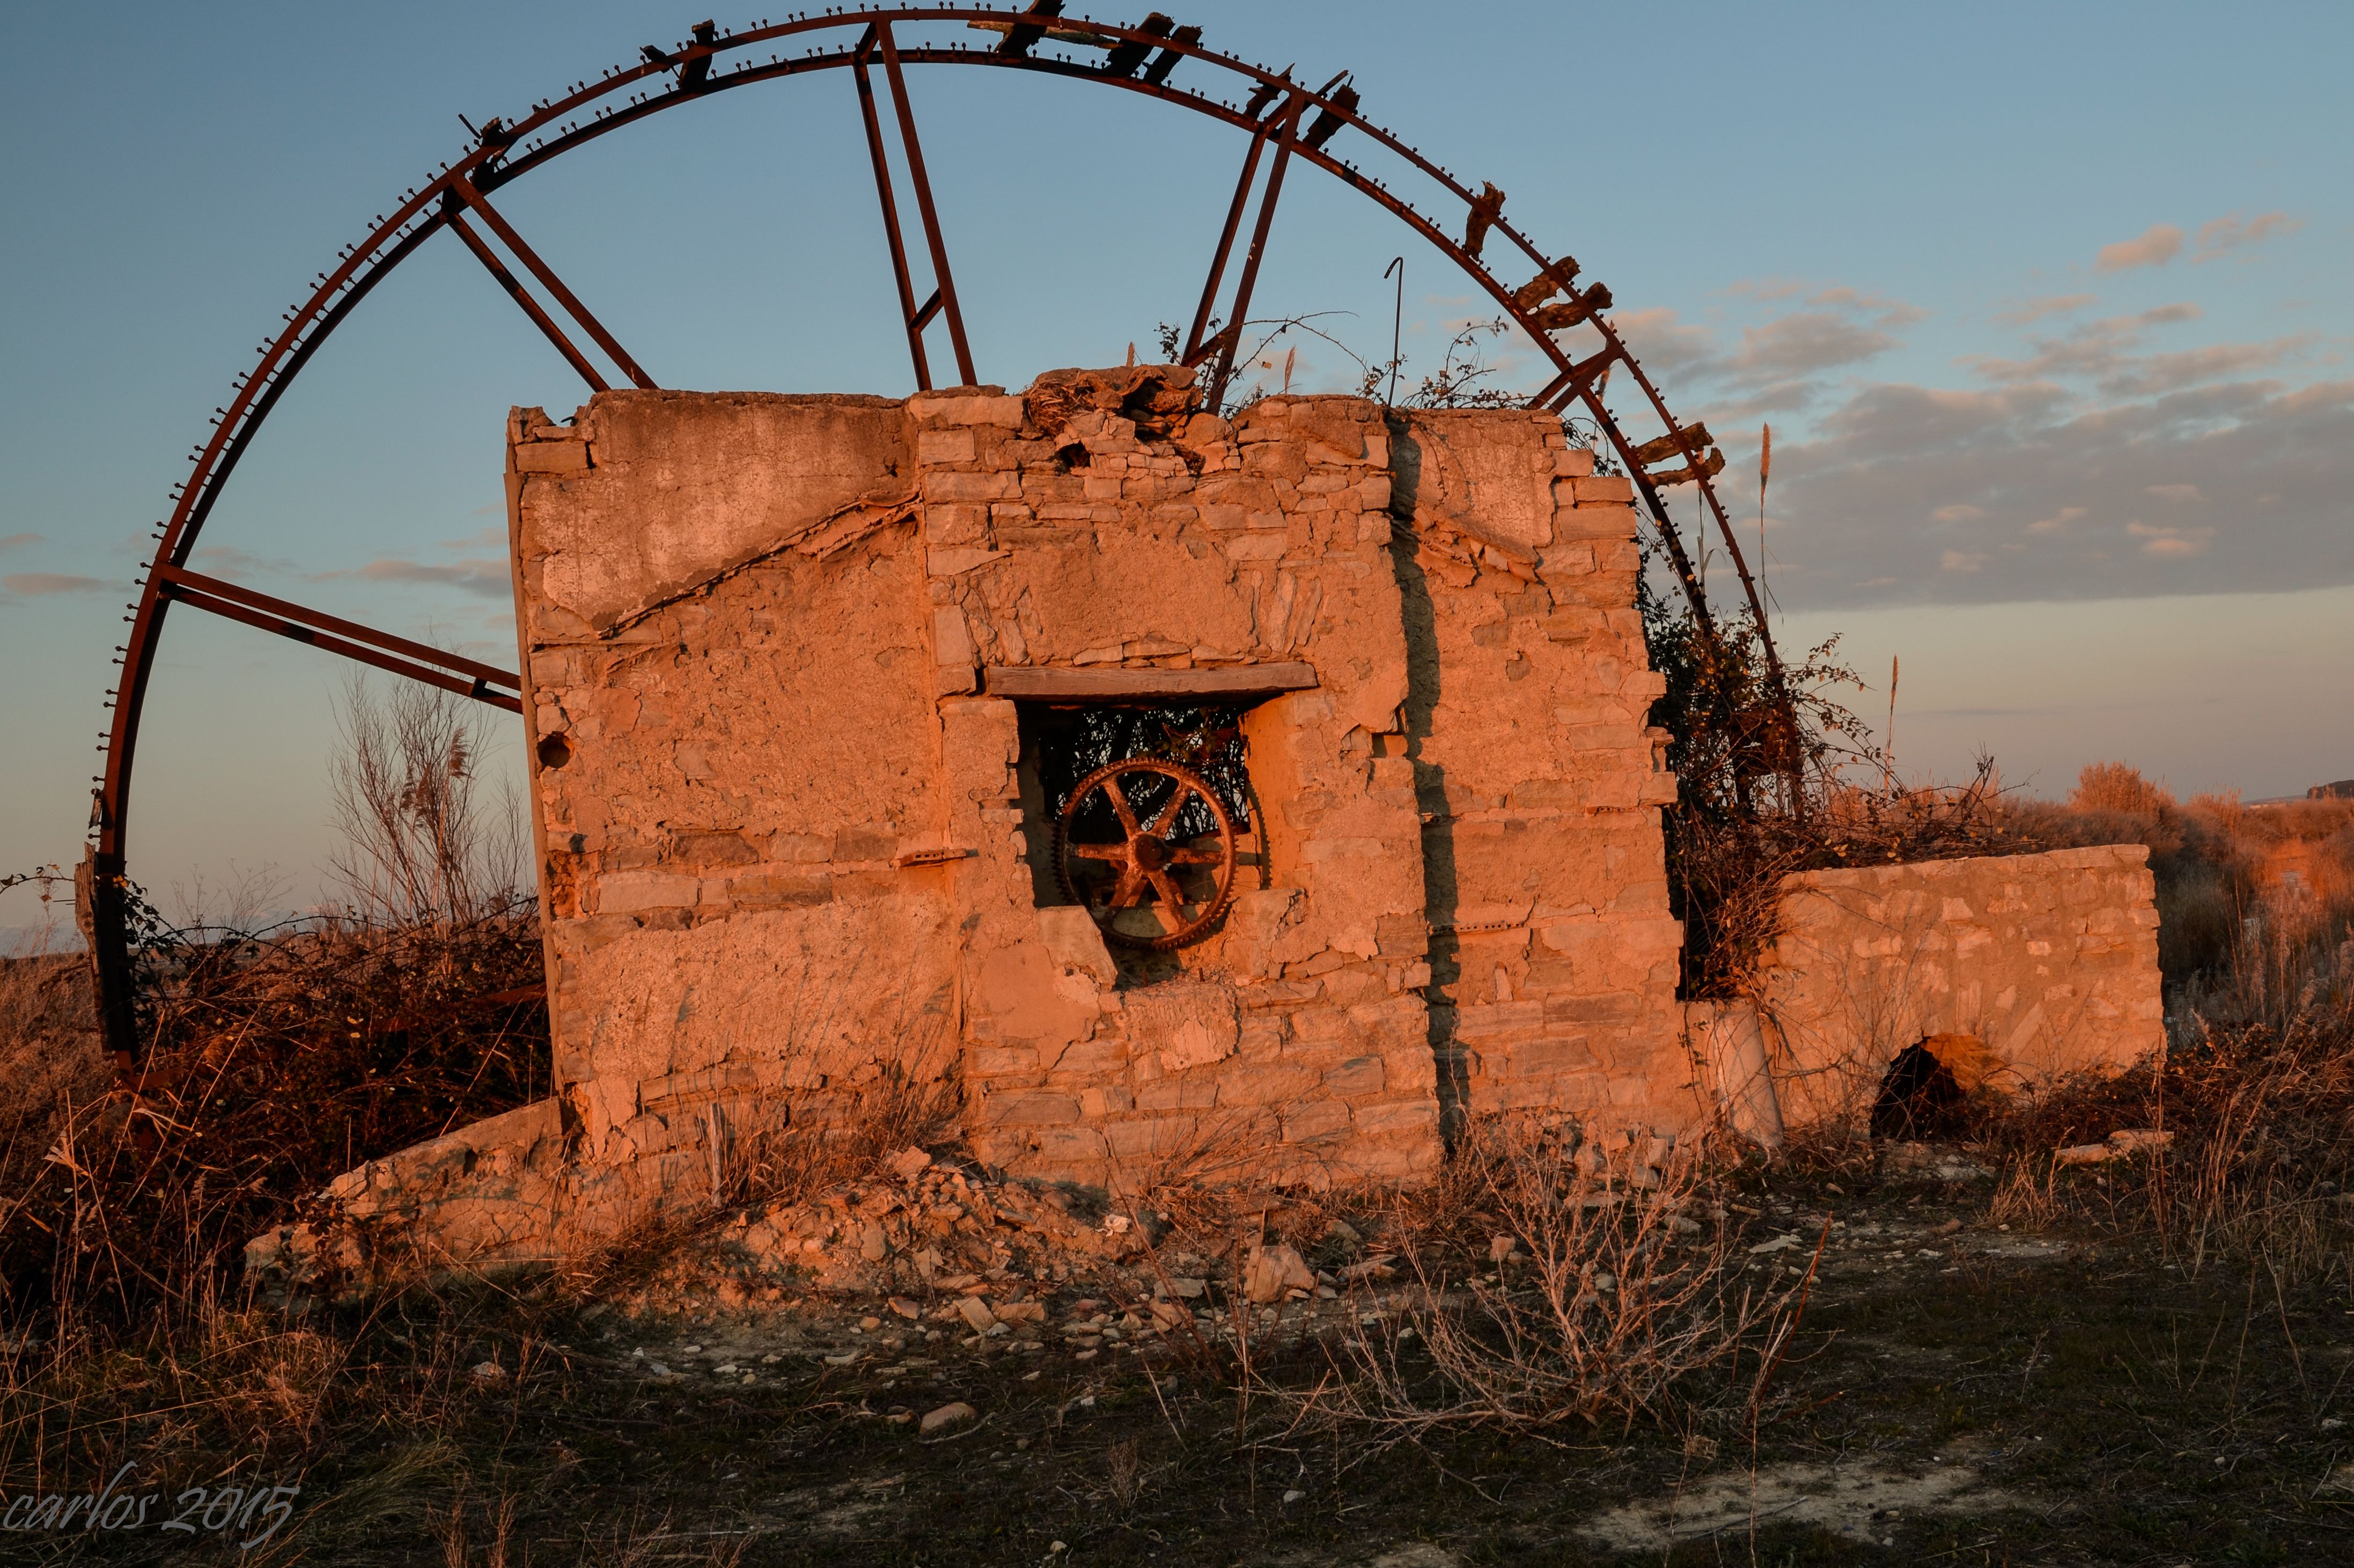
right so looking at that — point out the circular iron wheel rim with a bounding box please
[1054,759,1238,952]
[89,7,1787,1057]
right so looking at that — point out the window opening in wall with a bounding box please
[1018,703,1260,951]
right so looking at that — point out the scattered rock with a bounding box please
[2108,1128,2174,1153]
[1749,1233,1802,1256]
[1245,1243,1317,1304]
[920,1401,976,1434]
[469,1361,509,1386]
[888,1296,921,1320]
[887,1147,933,1183]
[2055,1143,2116,1167]
[1488,1234,1520,1263]
[955,1296,997,1334]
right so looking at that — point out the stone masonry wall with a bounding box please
[503,370,1689,1227]
[1389,410,1686,1132]
[1755,844,2167,1127]
[914,385,1443,1188]
[510,392,958,1227]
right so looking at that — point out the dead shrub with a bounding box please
[1970,990,2354,1278]
[1285,1118,1783,1441]
[0,953,112,1244]
[1,679,546,1335]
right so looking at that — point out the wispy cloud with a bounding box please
[1603,306,1720,381]
[189,544,297,578]
[1731,312,1901,379]
[0,533,41,554]
[2127,520,2214,558]
[1608,284,1919,403]
[341,558,512,598]
[2193,210,2302,263]
[2095,223,2185,273]
[1958,305,2307,399]
[1992,294,2096,327]
[2098,335,2312,398]
[4,572,106,595]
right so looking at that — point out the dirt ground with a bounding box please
[29,1150,2354,1567]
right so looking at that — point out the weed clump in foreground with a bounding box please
[1293,1120,1793,1444]
[0,683,549,1335]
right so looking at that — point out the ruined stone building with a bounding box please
[282,365,2166,1272]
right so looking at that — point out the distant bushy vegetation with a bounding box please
[2007,761,2354,1018]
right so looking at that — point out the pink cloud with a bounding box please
[2194,210,2303,262]
[2095,223,2184,273]
[4,572,105,595]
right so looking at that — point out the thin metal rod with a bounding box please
[446,211,611,393]
[1382,255,1403,405]
[160,577,523,713]
[155,564,520,689]
[448,174,656,389]
[1186,114,1274,363]
[1207,93,1304,411]
[876,23,976,386]
[851,39,931,389]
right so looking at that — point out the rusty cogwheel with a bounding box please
[1054,758,1238,951]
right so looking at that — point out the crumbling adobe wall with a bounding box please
[509,393,959,1238]
[498,368,1690,1238]
[1388,409,1685,1131]
[1756,843,2167,1127]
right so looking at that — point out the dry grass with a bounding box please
[1275,1120,1787,1446]
[0,955,113,1270]
[1964,988,2354,1281]
[0,903,549,1331]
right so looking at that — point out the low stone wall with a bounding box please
[1755,844,2166,1128]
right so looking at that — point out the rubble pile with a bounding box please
[607,1146,1421,1371]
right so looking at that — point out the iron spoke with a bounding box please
[1206,92,1304,410]
[445,211,610,393]
[876,23,975,386]
[448,175,656,389]
[1143,870,1190,926]
[1101,776,1142,836]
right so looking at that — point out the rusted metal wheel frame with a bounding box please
[1055,759,1238,952]
[86,6,1789,1064]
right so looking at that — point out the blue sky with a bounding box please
[3,2,2348,941]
